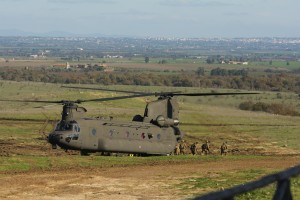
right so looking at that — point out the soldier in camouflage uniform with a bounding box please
[174,143,180,155]
[190,142,199,155]
[220,142,228,155]
[179,140,188,155]
[201,140,210,155]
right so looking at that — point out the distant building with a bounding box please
[52,62,70,69]
[229,61,248,65]
[30,55,38,59]
[77,64,88,69]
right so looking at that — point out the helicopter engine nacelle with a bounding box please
[156,115,179,127]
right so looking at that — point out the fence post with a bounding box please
[273,179,293,200]
[193,164,300,200]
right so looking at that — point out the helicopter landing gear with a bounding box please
[80,150,90,156]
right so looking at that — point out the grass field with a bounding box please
[0,80,299,199]
[1,80,299,157]
[2,58,300,73]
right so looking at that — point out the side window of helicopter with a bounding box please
[109,129,114,137]
[147,133,153,139]
[91,128,97,136]
[157,134,161,140]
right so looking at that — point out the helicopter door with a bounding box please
[81,127,98,150]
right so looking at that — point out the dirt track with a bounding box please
[1,157,299,200]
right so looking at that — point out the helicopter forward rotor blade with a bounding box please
[0,99,67,104]
[61,85,148,94]
[0,93,156,105]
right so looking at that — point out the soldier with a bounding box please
[190,142,199,155]
[179,140,187,155]
[220,142,228,155]
[174,143,180,155]
[201,140,210,155]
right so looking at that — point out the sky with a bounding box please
[1,0,300,37]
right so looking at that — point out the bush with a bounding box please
[239,101,254,111]
[239,101,299,116]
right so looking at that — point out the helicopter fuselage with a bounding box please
[49,118,180,155]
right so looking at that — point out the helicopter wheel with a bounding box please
[80,150,90,156]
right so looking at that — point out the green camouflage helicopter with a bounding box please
[1,86,258,156]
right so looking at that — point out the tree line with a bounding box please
[1,68,300,93]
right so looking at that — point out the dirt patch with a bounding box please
[1,132,299,158]
[0,158,299,200]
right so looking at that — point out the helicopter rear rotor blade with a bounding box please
[170,92,259,97]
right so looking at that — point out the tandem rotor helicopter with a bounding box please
[1,86,258,156]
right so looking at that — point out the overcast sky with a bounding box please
[1,0,299,37]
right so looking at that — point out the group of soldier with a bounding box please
[174,140,228,156]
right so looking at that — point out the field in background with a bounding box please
[0,80,299,199]
[1,58,300,73]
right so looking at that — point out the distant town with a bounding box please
[0,36,300,62]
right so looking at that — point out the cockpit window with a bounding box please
[73,124,80,132]
[55,123,71,131]
[55,121,80,132]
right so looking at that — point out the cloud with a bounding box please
[47,0,115,4]
[160,0,238,7]
[1,0,24,2]
[223,12,249,16]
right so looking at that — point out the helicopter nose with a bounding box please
[48,132,62,149]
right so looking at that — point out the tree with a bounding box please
[206,57,215,64]
[144,56,149,63]
[196,67,205,76]
[269,60,272,65]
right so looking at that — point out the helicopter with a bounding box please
[1,86,258,156]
